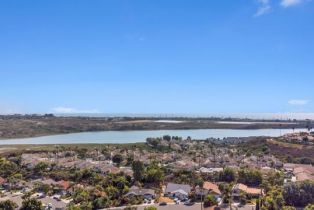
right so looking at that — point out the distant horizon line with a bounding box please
[2,112,314,120]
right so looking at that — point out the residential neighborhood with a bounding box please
[1,0,314,208]
[0,133,313,209]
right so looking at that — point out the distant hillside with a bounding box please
[0,114,311,139]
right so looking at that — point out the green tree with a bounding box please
[0,200,18,210]
[261,187,285,210]
[112,154,124,166]
[34,162,49,176]
[219,183,233,205]
[20,198,43,210]
[283,181,314,207]
[126,154,134,166]
[79,202,92,210]
[77,148,88,159]
[105,185,120,200]
[0,158,18,177]
[73,188,90,203]
[145,162,164,185]
[269,171,284,186]
[93,197,110,209]
[34,162,49,172]
[35,183,51,195]
[219,168,236,182]
[238,169,263,186]
[203,194,218,207]
[132,161,144,182]
[305,204,314,210]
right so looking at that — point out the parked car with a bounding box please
[184,200,195,206]
[181,197,189,202]
[53,195,61,201]
[144,199,152,204]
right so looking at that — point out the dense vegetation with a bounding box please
[0,135,313,209]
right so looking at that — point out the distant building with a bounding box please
[198,167,223,174]
[165,183,191,201]
[283,163,314,182]
[125,186,155,200]
[232,183,262,201]
[196,181,222,202]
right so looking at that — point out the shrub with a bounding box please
[144,206,157,210]
[203,194,218,207]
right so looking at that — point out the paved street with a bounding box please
[105,203,256,210]
[40,196,67,209]
[106,203,207,210]
[137,203,203,210]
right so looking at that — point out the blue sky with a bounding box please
[0,0,313,115]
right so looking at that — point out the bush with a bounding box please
[203,194,218,207]
[282,206,296,210]
[112,154,124,166]
[305,204,314,210]
[219,168,236,182]
[20,198,43,210]
[0,200,18,210]
[144,206,157,210]
[92,197,110,209]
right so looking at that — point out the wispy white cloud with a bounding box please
[255,5,272,16]
[255,0,311,16]
[52,107,100,114]
[281,0,303,7]
[254,0,272,17]
[288,99,309,106]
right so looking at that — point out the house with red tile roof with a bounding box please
[0,177,6,185]
[57,180,70,190]
[232,183,263,201]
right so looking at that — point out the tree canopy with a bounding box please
[0,200,18,210]
[20,198,43,210]
[283,181,314,207]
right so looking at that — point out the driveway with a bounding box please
[219,204,256,210]
[0,192,23,207]
[39,196,67,209]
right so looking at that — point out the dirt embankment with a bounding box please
[266,139,314,161]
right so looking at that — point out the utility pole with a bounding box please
[229,188,233,210]
[200,188,203,210]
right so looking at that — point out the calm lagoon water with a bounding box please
[0,128,306,145]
